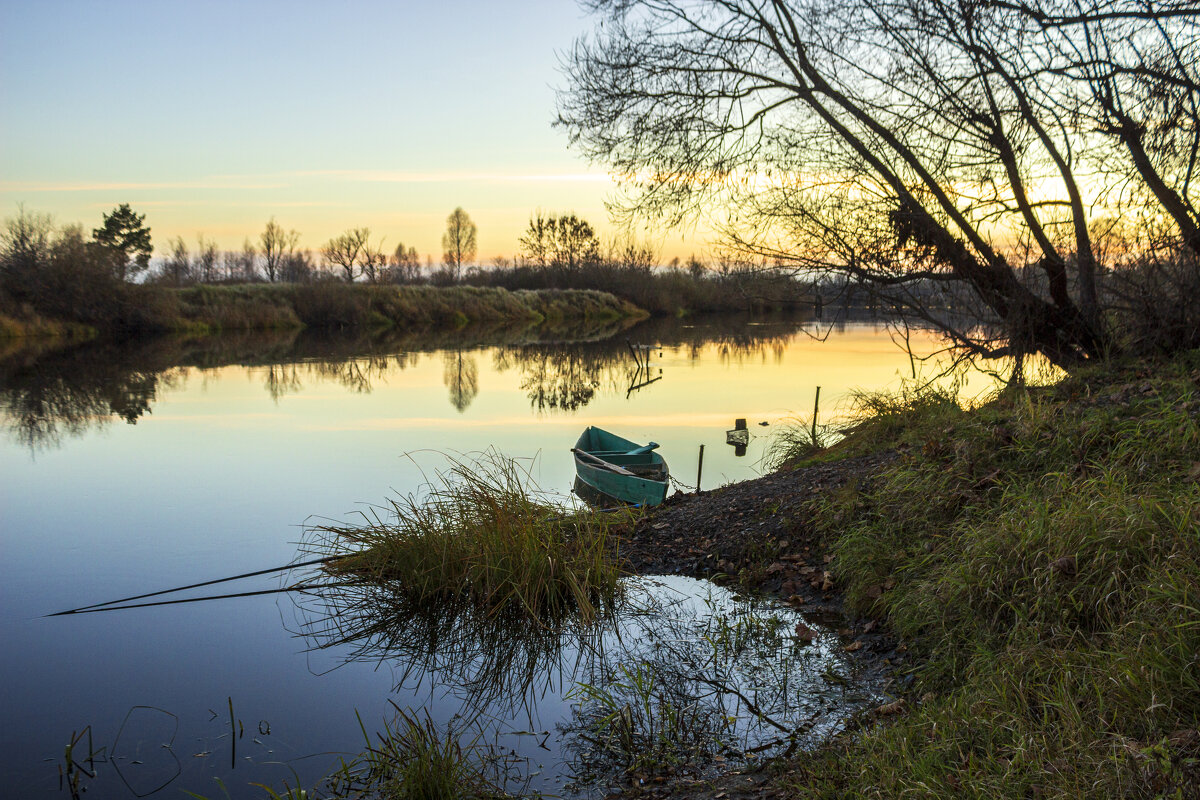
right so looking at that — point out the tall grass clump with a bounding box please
[768,384,962,468]
[778,352,1200,797]
[312,453,624,625]
[326,708,514,800]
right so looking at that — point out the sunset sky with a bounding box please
[0,0,700,263]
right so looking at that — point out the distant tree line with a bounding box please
[1,201,811,329]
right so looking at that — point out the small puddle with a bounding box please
[294,573,888,797]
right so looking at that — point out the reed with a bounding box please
[311,453,624,625]
[328,708,513,800]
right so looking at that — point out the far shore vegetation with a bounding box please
[0,204,812,343]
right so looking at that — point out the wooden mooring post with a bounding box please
[811,386,821,445]
[696,444,705,493]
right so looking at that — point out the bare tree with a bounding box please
[221,249,240,281]
[164,236,191,286]
[442,207,477,282]
[322,227,371,283]
[280,248,315,283]
[518,211,555,269]
[604,235,657,273]
[238,238,258,281]
[360,235,388,284]
[194,235,218,283]
[518,211,601,276]
[261,218,300,283]
[559,0,1200,368]
[390,242,421,283]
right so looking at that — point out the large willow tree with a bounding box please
[559,0,1200,368]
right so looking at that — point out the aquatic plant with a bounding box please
[324,707,518,800]
[309,452,624,623]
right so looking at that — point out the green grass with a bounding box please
[312,453,625,624]
[770,352,1200,797]
[325,708,515,800]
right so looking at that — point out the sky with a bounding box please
[0,0,699,263]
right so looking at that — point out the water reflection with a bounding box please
[294,572,605,714]
[289,569,882,793]
[443,350,480,412]
[0,313,838,451]
[0,341,182,451]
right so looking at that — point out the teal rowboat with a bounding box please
[572,426,669,506]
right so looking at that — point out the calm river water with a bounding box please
[0,313,990,798]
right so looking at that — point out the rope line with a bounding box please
[49,582,358,615]
[46,555,347,617]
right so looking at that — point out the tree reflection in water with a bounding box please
[0,313,829,451]
[442,350,480,412]
[496,344,613,412]
[0,340,183,451]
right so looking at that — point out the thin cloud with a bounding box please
[288,169,614,184]
[0,178,288,193]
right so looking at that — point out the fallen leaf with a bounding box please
[843,640,863,652]
[794,622,819,642]
[863,620,878,633]
[1050,555,1077,576]
[821,572,834,591]
[876,698,906,715]
[823,553,835,563]
[765,561,786,575]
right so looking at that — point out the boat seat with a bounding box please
[588,442,660,457]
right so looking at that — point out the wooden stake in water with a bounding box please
[696,444,705,493]
[811,386,821,446]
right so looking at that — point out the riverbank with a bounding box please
[0,283,645,340]
[616,350,1200,798]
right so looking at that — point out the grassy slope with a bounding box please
[773,353,1200,798]
[175,284,644,333]
[0,283,645,339]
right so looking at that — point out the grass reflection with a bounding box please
[294,452,624,712]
